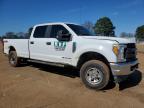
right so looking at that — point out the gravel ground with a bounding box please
[0,44,144,108]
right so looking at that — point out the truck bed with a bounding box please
[4,39,29,58]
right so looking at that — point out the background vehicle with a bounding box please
[3,22,138,90]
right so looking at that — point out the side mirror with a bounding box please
[57,30,71,41]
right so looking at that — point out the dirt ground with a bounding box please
[0,43,144,108]
[137,44,144,53]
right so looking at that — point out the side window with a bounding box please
[33,26,47,38]
[50,25,69,38]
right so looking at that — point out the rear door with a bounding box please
[29,25,53,61]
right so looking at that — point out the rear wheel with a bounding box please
[9,51,21,67]
[80,60,110,90]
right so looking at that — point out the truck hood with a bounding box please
[81,36,136,44]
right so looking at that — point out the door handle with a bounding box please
[30,41,34,44]
[46,42,51,45]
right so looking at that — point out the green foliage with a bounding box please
[136,25,144,39]
[94,17,115,36]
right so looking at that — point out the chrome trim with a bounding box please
[110,60,138,76]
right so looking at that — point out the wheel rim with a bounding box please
[10,54,16,65]
[85,67,103,85]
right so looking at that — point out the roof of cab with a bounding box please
[34,22,79,27]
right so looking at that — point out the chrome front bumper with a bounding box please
[110,60,138,76]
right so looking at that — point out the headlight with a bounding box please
[113,44,126,62]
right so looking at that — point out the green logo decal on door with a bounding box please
[54,42,66,51]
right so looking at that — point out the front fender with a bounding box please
[71,46,117,67]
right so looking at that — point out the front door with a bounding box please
[45,25,73,64]
[29,25,52,61]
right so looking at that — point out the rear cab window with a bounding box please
[33,25,52,38]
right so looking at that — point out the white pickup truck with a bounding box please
[3,22,138,90]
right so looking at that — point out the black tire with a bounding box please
[9,51,21,67]
[80,60,110,90]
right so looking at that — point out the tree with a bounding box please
[5,32,18,39]
[0,36,1,42]
[120,32,127,38]
[16,32,25,38]
[120,32,134,38]
[94,17,115,36]
[82,21,94,32]
[2,31,28,39]
[135,25,144,39]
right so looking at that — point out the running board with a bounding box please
[28,59,65,67]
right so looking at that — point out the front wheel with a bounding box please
[80,60,110,90]
[9,51,20,67]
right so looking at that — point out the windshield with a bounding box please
[67,24,95,36]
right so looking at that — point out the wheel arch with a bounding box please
[77,51,113,81]
[9,46,16,54]
[77,52,109,68]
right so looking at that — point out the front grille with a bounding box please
[127,43,136,48]
[124,43,137,62]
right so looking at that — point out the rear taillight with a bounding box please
[2,39,4,53]
[2,39,8,53]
